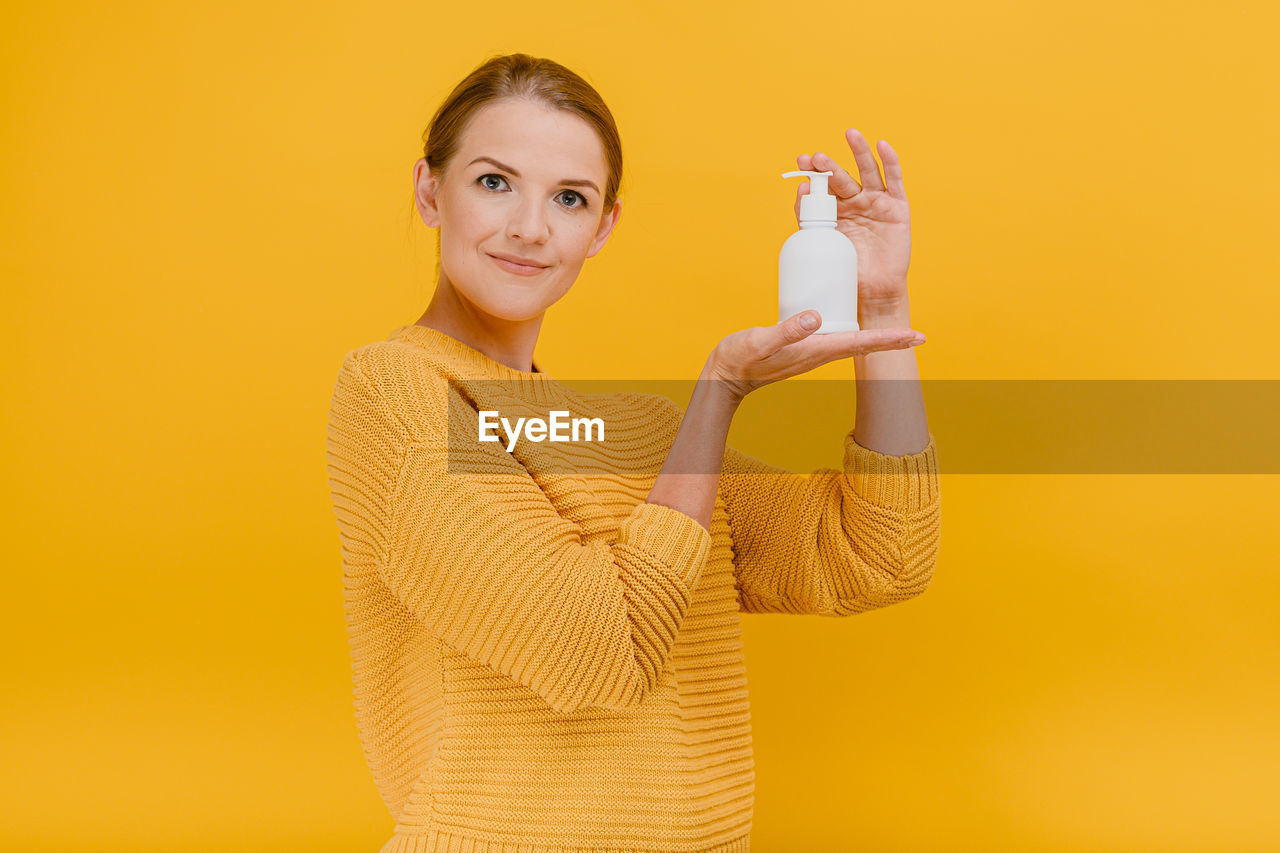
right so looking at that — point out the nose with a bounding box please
[507,196,550,245]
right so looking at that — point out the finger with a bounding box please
[794,154,811,221]
[811,150,862,200]
[807,328,925,358]
[768,310,822,352]
[794,154,810,221]
[854,329,926,354]
[877,139,908,201]
[845,128,886,193]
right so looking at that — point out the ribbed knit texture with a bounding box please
[325,324,941,852]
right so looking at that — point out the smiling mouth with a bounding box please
[488,253,547,275]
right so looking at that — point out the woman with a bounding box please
[326,52,940,853]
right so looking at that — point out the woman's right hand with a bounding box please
[706,309,926,402]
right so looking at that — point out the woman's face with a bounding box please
[414,98,620,324]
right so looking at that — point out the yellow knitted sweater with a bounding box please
[325,323,941,853]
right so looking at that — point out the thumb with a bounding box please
[775,310,821,348]
[794,181,810,222]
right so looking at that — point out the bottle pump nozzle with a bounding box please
[781,170,836,223]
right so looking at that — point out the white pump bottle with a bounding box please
[779,170,858,333]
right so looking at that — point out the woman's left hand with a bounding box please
[795,129,912,321]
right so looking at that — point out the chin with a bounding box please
[482,306,547,323]
[471,291,557,323]
[447,265,567,321]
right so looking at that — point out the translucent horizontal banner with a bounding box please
[440,379,1280,475]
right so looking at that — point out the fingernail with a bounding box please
[800,313,818,330]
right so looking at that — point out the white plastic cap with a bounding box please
[782,170,836,223]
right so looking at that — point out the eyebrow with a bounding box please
[467,156,600,195]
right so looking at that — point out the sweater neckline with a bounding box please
[389,323,551,382]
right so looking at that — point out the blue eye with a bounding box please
[476,174,588,211]
[559,190,588,209]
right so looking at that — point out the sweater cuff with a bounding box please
[843,430,940,514]
[618,502,713,590]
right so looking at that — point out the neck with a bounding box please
[417,281,542,374]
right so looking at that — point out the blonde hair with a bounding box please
[420,53,623,213]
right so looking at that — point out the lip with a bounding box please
[488,252,549,275]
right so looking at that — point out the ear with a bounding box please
[413,158,441,228]
[585,199,622,259]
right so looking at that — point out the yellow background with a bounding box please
[4,0,1278,850]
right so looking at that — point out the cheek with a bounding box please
[447,205,496,247]
[562,220,600,256]
[440,213,496,266]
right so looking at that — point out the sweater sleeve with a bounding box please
[720,429,941,616]
[329,352,713,715]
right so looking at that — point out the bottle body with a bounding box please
[779,223,859,333]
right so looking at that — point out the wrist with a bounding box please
[859,300,912,330]
[701,352,747,406]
